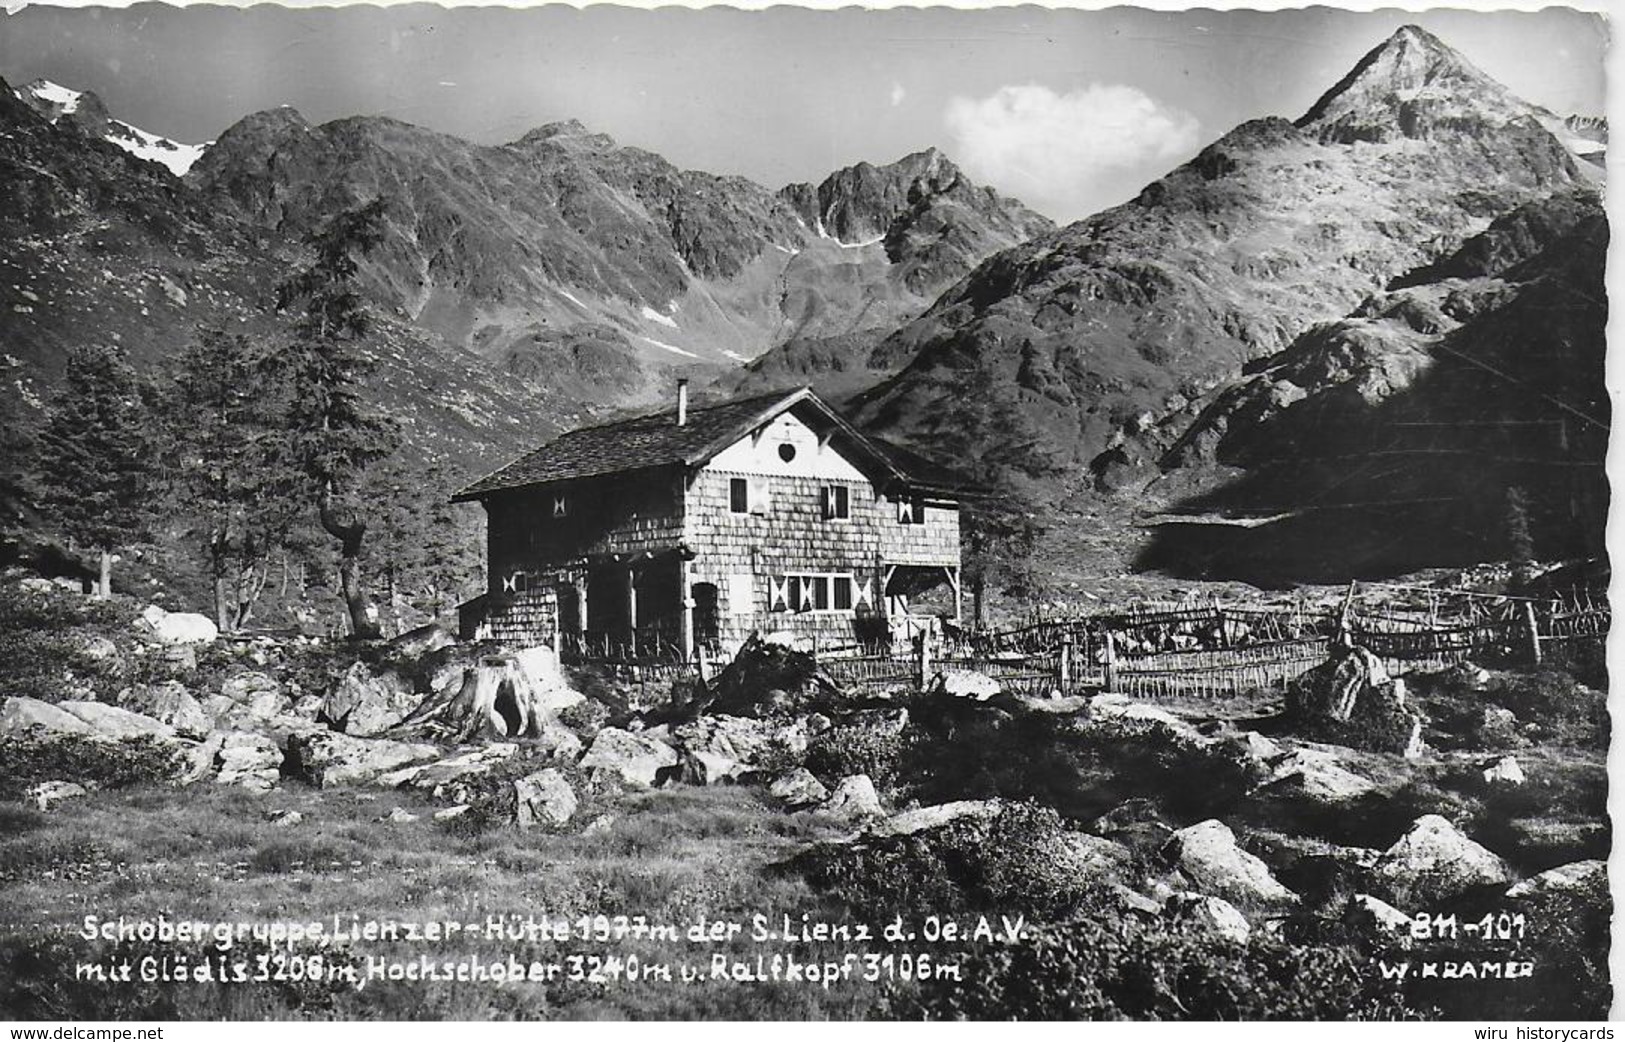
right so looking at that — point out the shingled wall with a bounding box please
[685,466,958,647]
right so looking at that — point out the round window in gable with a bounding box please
[778,443,797,463]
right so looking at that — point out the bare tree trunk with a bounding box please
[320,488,381,640]
[216,575,232,632]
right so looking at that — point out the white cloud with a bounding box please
[944,83,1201,223]
[889,81,906,107]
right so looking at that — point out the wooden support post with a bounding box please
[914,630,933,691]
[574,573,589,636]
[625,565,639,652]
[696,644,710,686]
[1524,601,1543,665]
[1058,632,1074,693]
[678,558,694,662]
[1103,631,1118,693]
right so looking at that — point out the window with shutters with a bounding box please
[749,476,773,515]
[729,477,749,514]
[770,572,863,614]
[822,484,850,521]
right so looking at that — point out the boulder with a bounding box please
[514,768,577,829]
[80,635,124,672]
[125,681,213,740]
[818,774,884,823]
[0,697,97,735]
[1286,644,1424,758]
[56,701,174,739]
[671,714,805,766]
[1163,819,1297,910]
[378,744,519,803]
[1374,814,1511,904]
[265,809,303,828]
[579,727,679,787]
[384,807,420,824]
[1055,832,1133,877]
[1255,747,1377,803]
[137,604,218,645]
[433,805,471,822]
[868,800,1001,839]
[178,732,227,785]
[323,662,418,737]
[1344,893,1412,935]
[706,633,852,717]
[1505,859,1606,900]
[769,768,829,808]
[214,731,283,792]
[582,813,617,835]
[1087,694,1209,744]
[1476,706,1522,748]
[670,749,751,786]
[1481,755,1525,786]
[217,672,288,725]
[1164,892,1251,943]
[285,731,441,789]
[931,670,1002,701]
[26,780,88,811]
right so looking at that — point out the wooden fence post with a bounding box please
[1058,633,1074,693]
[1523,602,1543,665]
[915,631,933,691]
[1104,632,1118,693]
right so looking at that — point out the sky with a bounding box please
[0,4,1608,222]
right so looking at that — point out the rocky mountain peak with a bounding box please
[779,147,978,244]
[15,78,112,135]
[1298,24,1537,144]
[510,119,619,155]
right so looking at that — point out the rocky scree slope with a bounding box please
[0,75,585,480]
[1127,188,1608,583]
[189,114,1049,408]
[845,26,1588,493]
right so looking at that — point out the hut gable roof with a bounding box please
[454,387,969,502]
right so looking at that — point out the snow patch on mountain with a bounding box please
[106,119,209,176]
[16,78,208,175]
[640,304,679,329]
[26,79,81,113]
[639,335,698,358]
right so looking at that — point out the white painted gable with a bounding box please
[703,409,869,481]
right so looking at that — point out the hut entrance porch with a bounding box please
[565,556,689,660]
[883,563,962,627]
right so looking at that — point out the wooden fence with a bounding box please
[556,579,1608,705]
[815,582,1609,702]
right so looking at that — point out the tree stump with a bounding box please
[393,653,556,742]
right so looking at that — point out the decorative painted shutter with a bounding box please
[502,573,519,593]
[752,477,773,514]
[770,577,788,611]
[821,486,833,519]
[856,579,873,609]
[799,577,814,612]
[552,494,567,518]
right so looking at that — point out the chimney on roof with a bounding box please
[676,378,689,427]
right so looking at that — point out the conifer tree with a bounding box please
[269,198,399,639]
[160,326,304,631]
[33,344,159,598]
